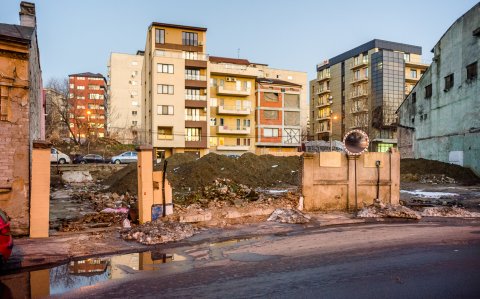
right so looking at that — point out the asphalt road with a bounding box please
[61,220,480,299]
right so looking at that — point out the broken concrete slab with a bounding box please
[267,208,311,224]
[120,220,194,245]
[357,202,421,220]
[61,171,93,184]
[420,207,480,217]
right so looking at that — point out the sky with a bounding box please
[1,0,478,83]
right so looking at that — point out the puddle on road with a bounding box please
[0,250,189,298]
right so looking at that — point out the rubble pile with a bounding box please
[419,174,456,184]
[357,200,421,220]
[420,207,480,217]
[87,192,136,212]
[267,208,311,224]
[401,158,480,185]
[120,220,195,245]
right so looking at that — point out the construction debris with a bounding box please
[120,220,195,245]
[267,208,311,224]
[61,171,93,184]
[420,207,480,217]
[357,200,421,220]
[419,174,456,184]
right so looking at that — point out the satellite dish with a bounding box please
[343,130,369,155]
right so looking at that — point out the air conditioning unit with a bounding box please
[226,77,236,82]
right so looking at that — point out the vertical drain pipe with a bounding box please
[162,160,168,217]
[375,160,381,200]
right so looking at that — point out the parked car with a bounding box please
[0,209,13,265]
[111,151,138,164]
[73,154,106,164]
[50,148,71,164]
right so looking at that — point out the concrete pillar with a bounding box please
[389,148,400,205]
[136,145,153,224]
[301,153,314,210]
[347,155,359,212]
[30,141,51,238]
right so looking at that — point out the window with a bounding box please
[157,84,174,94]
[183,51,198,60]
[88,85,100,90]
[210,118,216,126]
[404,53,410,62]
[185,128,200,141]
[182,31,198,46]
[410,69,417,78]
[425,84,432,99]
[132,121,137,126]
[185,108,201,121]
[77,96,85,100]
[69,84,74,88]
[132,111,137,116]
[264,92,279,102]
[264,110,279,120]
[89,94,103,100]
[157,105,174,115]
[155,29,165,44]
[132,101,139,106]
[157,126,173,140]
[243,119,251,127]
[210,98,217,107]
[157,64,174,74]
[219,118,224,126]
[185,69,200,80]
[264,128,279,137]
[412,92,416,104]
[467,61,477,81]
[209,137,218,146]
[77,85,85,90]
[444,73,454,91]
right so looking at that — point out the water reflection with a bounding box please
[0,250,186,298]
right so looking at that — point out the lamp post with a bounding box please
[328,96,333,151]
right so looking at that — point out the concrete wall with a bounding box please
[302,150,400,211]
[397,3,480,175]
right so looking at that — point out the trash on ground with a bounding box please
[120,220,194,245]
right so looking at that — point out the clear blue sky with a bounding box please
[1,0,478,82]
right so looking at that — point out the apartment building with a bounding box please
[108,52,144,144]
[68,72,107,139]
[256,78,302,154]
[141,23,209,160]
[310,39,428,152]
[208,56,256,155]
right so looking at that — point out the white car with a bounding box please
[111,151,138,164]
[51,148,71,164]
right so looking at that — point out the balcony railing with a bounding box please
[405,57,430,66]
[185,115,207,121]
[185,94,207,101]
[157,134,174,140]
[217,105,251,115]
[315,128,330,134]
[315,115,331,121]
[185,74,207,81]
[349,90,369,99]
[218,126,251,134]
[350,76,369,84]
[317,74,331,82]
[316,101,331,108]
[316,88,331,95]
[154,50,208,61]
[216,86,251,96]
[351,60,368,69]
[216,145,250,151]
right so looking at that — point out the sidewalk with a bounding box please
[1,212,364,274]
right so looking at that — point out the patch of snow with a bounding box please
[271,165,278,168]
[400,190,458,198]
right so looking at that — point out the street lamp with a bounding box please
[328,96,334,151]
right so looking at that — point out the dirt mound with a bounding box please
[104,153,302,198]
[401,158,480,185]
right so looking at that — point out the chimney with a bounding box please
[19,1,36,28]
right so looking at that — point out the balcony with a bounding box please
[185,74,207,81]
[315,101,331,108]
[351,108,368,114]
[154,50,208,61]
[315,128,331,134]
[317,74,331,82]
[185,94,207,101]
[350,76,369,84]
[217,105,251,115]
[405,57,430,68]
[218,126,251,135]
[316,88,331,95]
[315,115,331,121]
[185,115,207,121]
[216,86,251,96]
[157,134,174,140]
[349,90,369,99]
[350,60,368,70]
[216,145,250,151]
[405,75,419,82]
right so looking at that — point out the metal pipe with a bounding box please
[375,160,381,200]
[162,160,168,217]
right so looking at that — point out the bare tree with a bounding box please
[45,77,89,144]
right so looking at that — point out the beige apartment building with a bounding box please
[141,23,209,160]
[108,52,144,144]
[310,39,428,152]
